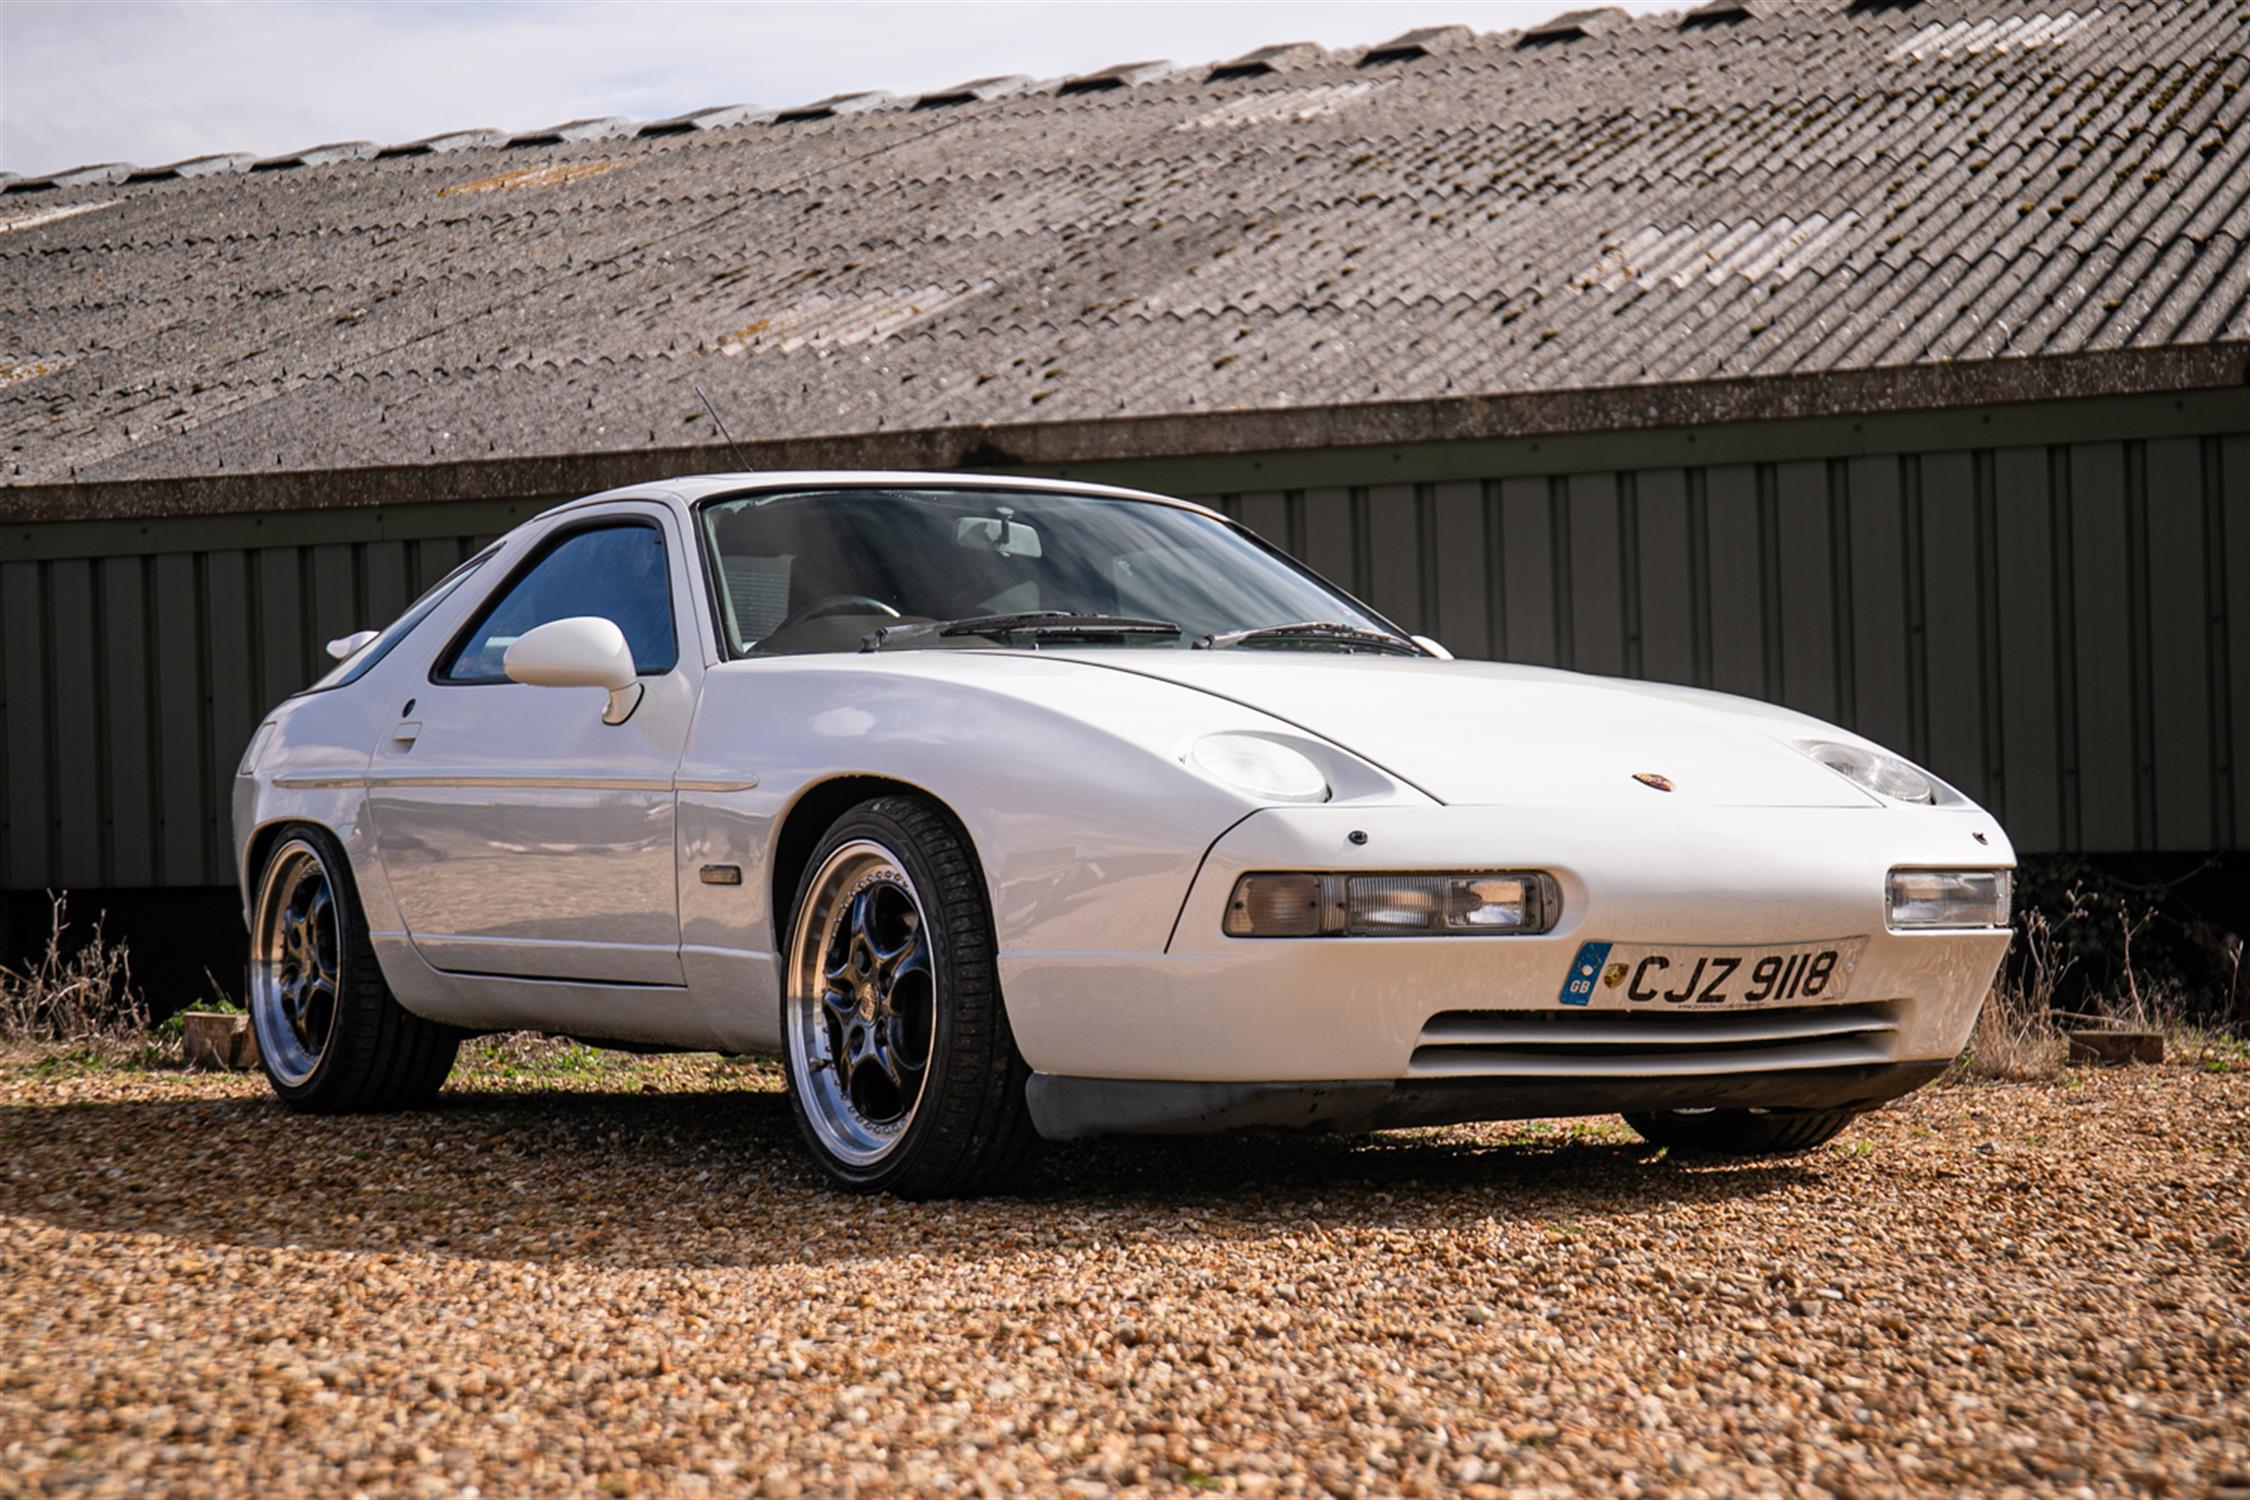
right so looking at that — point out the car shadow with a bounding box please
[0,1083,1822,1272]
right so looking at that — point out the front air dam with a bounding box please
[1022,1060,1950,1140]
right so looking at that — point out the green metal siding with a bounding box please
[1,538,488,888]
[6,398,2250,892]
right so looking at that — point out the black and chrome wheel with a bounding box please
[1622,1106,1857,1155]
[253,837,342,1088]
[781,796,1037,1196]
[249,824,459,1113]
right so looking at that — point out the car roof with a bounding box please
[548,470,1224,523]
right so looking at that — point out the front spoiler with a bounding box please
[1024,1059,1949,1140]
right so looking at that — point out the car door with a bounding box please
[365,504,698,985]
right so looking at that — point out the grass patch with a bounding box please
[455,1033,646,1083]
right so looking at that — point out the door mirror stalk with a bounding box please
[503,617,645,725]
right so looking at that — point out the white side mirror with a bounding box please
[325,629,379,662]
[1411,635,1454,661]
[503,616,644,725]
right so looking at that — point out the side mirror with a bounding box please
[503,616,644,725]
[325,629,379,662]
[1410,635,1454,661]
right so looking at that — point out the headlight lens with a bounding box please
[1189,734,1331,804]
[1806,741,1936,804]
[1887,868,2012,930]
[1224,871,1560,937]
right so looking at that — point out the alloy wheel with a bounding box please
[785,840,938,1166]
[251,838,343,1086]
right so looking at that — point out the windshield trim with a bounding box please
[690,483,1412,663]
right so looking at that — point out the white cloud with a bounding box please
[0,0,1677,176]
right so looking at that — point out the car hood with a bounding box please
[1044,651,1880,809]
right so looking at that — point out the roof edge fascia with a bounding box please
[5,346,2246,527]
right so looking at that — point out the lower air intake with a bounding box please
[1408,1001,1902,1079]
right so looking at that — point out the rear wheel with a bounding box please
[780,796,1038,1197]
[1623,1106,1857,1155]
[249,825,458,1112]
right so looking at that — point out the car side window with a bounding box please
[439,522,678,682]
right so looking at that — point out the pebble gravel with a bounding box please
[2,1045,2245,1497]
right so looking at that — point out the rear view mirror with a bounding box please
[325,629,379,662]
[503,616,644,725]
[956,514,1043,559]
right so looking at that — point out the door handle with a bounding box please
[390,721,421,750]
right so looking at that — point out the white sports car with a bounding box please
[235,472,2014,1195]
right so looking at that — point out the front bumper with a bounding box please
[999,802,2012,1101]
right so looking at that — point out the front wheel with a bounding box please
[249,824,459,1112]
[1623,1106,1857,1155]
[780,796,1038,1197]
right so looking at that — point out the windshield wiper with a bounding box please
[1192,620,1423,654]
[861,612,1183,652]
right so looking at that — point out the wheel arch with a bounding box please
[769,774,992,949]
[242,814,326,906]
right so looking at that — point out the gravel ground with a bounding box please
[2,1040,2246,1498]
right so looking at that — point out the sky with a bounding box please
[0,0,1675,177]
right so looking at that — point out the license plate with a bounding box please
[1558,938,1865,1008]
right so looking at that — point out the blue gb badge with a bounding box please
[1559,941,1611,1006]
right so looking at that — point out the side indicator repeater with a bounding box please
[1631,772,1676,793]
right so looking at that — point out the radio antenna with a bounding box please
[691,382,753,472]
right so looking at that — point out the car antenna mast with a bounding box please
[691,382,753,472]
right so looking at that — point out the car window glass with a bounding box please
[442,523,677,681]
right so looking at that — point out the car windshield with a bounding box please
[699,487,1405,656]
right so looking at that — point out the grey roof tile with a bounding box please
[636,105,770,136]
[250,140,381,171]
[5,0,2248,486]
[1207,42,1326,81]
[1358,27,1475,66]
[505,117,637,147]
[1518,9,1629,47]
[4,161,133,193]
[1057,60,1179,96]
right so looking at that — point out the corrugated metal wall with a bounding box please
[1204,434,2250,855]
[5,426,2250,891]
[1,536,488,891]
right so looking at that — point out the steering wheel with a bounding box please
[769,593,902,635]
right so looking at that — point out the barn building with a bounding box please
[4,0,2249,991]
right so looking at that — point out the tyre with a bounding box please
[1623,1106,1857,1155]
[780,795,1038,1197]
[249,824,459,1112]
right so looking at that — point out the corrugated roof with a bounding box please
[3,0,2248,492]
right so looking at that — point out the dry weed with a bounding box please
[0,893,148,1048]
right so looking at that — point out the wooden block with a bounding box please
[2066,1029,2164,1066]
[181,1012,256,1071]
